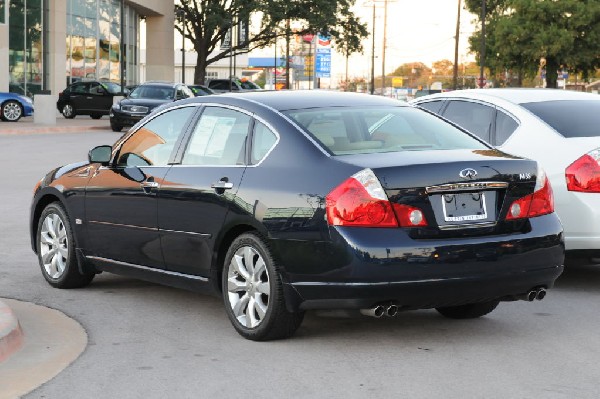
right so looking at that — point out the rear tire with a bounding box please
[222,232,304,341]
[36,203,95,289]
[436,300,499,319]
[61,103,76,119]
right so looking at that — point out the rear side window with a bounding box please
[251,121,277,164]
[521,100,600,138]
[442,100,495,143]
[495,110,519,145]
[285,106,487,155]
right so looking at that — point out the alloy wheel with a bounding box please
[39,213,69,279]
[227,246,271,328]
[2,101,22,121]
[62,104,73,118]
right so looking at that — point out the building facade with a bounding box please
[0,0,175,96]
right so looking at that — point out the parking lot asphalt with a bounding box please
[0,115,113,135]
[1,129,600,398]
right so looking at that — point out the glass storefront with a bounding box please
[66,0,139,86]
[1,0,6,24]
[8,0,44,96]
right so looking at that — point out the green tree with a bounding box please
[175,0,368,84]
[466,0,600,89]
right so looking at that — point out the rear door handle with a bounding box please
[211,181,234,190]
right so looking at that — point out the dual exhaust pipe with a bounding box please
[522,287,547,302]
[360,304,398,318]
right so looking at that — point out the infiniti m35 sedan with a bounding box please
[30,91,564,340]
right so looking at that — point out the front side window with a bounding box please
[116,106,196,167]
[285,106,487,155]
[182,107,251,165]
[442,100,495,143]
[89,83,104,95]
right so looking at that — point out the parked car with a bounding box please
[207,78,262,93]
[188,84,215,96]
[56,81,123,119]
[411,89,600,262]
[109,82,194,132]
[0,92,34,122]
[30,91,564,341]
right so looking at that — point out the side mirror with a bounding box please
[89,145,112,165]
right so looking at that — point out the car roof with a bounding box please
[417,88,600,105]
[139,81,178,88]
[216,90,408,112]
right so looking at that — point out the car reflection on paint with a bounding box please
[30,91,564,341]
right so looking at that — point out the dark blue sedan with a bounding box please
[29,91,564,340]
[0,92,34,122]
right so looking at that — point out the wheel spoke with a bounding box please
[243,247,255,274]
[44,216,56,239]
[56,253,66,275]
[232,293,249,318]
[49,253,59,277]
[41,248,55,265]
[253,294,267,320]
[253,258,266,280]
[58,245,69,258]
[227,276,247,293]
[232,254,250,280]
[246,296,257,328]
[40,232,53,245]
[256,281,270,295]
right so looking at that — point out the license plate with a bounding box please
[442,192,487,222]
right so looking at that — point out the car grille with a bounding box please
[122,105,149,114]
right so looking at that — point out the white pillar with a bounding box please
[0,24,8,92]
[47,0,67,94]
[145,12,174,81]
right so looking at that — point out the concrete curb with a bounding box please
[0,125,110,136]
[0,300,24,363]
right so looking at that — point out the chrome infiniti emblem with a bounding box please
[459,168,478,179]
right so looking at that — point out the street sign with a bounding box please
[392,77,403,88]
[315,33,331,78]
[477,76,487,88]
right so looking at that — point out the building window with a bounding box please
[8,0,44,96]
[66,0,139,86]
[0,0,6,24]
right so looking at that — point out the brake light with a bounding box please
[326,169,427,227]
[506,168,554,220]
[566,149,600,193]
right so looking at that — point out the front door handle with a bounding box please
[141,180,160,191]
[211,180,234,190]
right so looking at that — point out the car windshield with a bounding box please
[239,81,260,90]
[285,106,487,155]
[521,100,600,138]
[129,85,174,100]
[101,82,122,94]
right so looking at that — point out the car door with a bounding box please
[88,82,113,113]
[84,105,198,268]
[157,106,253,276]
[69,82,90,111]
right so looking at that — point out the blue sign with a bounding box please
[315,49,331,78]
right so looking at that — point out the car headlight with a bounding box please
[112,102,121,110]
[21,96,33,104]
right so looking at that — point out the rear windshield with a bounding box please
[284,106,487,155]
[521,100,600,138]
[102,82,122,94]
[129,85,175,100]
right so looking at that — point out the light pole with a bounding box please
[370,2,375,95]
[479,0,486,88]
[453,0,461,90]
[176,9,186,84]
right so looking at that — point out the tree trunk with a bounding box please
[194,52,208,85]
[545,57,559,89]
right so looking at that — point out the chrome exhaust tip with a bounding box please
[536,288,547,301]
[360,305,385,318]
[386,305,398,317]
[526,290,537,302]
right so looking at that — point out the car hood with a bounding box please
[119,98,172,110]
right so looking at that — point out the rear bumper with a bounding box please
[278,214,564,311]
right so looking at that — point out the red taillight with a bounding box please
[566,150,600,193]
[326,169,427,228]
[506,176,554,220]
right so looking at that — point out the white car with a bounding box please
[411,89,600,262]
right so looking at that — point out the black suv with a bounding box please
[57,81,124,119]
[207,78,262,93]
[109,82,194,132]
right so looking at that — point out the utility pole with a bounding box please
[453,0,461,90]
[479,0,486,88]
[285,19,290,90]
[370,2,375,95]
[120,0,125,91]
[381,0,388,95]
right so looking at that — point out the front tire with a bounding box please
[61,103,76,119]
[110,121,123,132]
[436,300,499,319]
[37,203,94,288]
[1,100,23,122]
[222,233,304,341]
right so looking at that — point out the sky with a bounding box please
[253,0,478,81]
